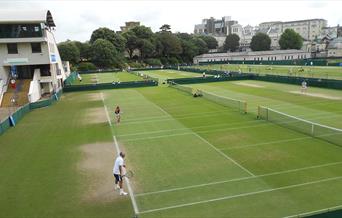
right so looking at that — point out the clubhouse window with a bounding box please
[7,43,18,54]
[31,43,42,53]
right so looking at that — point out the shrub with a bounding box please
[77,62,97,71]
[144,58,162,66]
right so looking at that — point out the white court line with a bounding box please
[194,132,255,177]
[121,110,232,126]
[221,136,311,150]
[123,109,229,123]
[135,91,172,117]
[139,176,342,215]
[283,204,342,218]
[149,101,255,177]
[135,160,342,197]
[100,92,140,216]
[119,119,261,137]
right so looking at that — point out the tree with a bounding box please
[90,27,126,53]
[160,24,171,32]
[179,38,198,63]
[250,33,271,51]
[279,29,303,50]
[122,30,139,59]
[58,41,80,65]
[138,39,155,59]
[123,26,155,60]
[90,39,118,68]
[157,32,182,57]
[224,34,240,52]
[73,41,92,61]
[198,35,218,49]
[192,37,208,54]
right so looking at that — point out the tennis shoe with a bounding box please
[120,191,128,196]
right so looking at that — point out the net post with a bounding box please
[311,124,315,136]
[257,106,260,119]
[266,107,269,121]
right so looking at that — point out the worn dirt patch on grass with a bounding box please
[289,91,342,100]
[83,107,108,124]
[78,142,118,203]
[234,82,265,88]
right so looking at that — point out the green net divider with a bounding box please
[128,71,159,83]
[29,99,52,109]
[169,82,194,95]
[200,90,247,114]
[0,117,11,135]
[258,106,342,147]
[78,69,121,74]
[64,72,78,86]
[167,74,253,85]
[197,58,328,66]
[255,74,342,90]
[0,90,63,135]
[11,104,30,125]
[63,80,158,92]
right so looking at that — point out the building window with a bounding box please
[0,24,43,38]
[7,43,18,54]
[31,42,42,53]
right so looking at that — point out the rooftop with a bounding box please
[0,10,55,27]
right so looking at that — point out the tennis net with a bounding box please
[258,106,342,147]
[199,90,247,114]
[169,82,194,95]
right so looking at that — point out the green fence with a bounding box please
[63,80,157,92]
[0,90,63,135]
[167,74,253,85]
[64,72,78,86]
[11,104,30,125]
[254,74,342,90]
[0,117,10,135]
[174,68,342,90]
[306,209,342,218]
[198,58,329,66]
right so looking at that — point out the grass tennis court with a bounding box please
[191,64,342,80]
[140,69,212,83]
[0,82,341,217]
[187,80,342,129]
[71,71,143,85]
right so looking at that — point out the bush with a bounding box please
[160,57,169,65]
[168,57,179,65]
[77,62,97,71]
[144,58,162,66]
[128,61,145,68]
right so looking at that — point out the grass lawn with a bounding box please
[0,84,341,217]
[72,71,143,85]
[192,64,342,80]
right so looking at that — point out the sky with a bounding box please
[0,0,341,42]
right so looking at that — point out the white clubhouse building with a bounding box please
[0,10,70,106]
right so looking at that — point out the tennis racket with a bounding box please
[122,168,133,178]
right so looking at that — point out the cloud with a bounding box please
[1,0,341,42]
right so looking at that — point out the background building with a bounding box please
[194,17,330,50]
[193,50,311,64]
[119,21,140,33]
[194,16,237,36]
[0,10,70,107]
